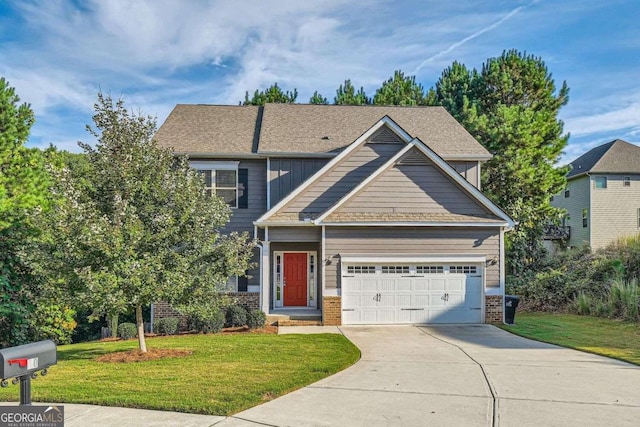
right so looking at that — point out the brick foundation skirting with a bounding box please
[323,296,342,326]
[153,292,261,331]
[485,295,503,324]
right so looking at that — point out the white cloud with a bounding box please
[564,101,640,137]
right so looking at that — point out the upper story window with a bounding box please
[564,189,570,198]
[595,176,607,189]
[624,177,631,187]
[190,161,247,209]
[198,169,238,207]
[582,208,588,228]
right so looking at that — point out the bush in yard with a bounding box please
[153,317,179,336]
[187,309,225,334]
[117,323,137,340]
[225,305,248,327]
[246,309,266,329]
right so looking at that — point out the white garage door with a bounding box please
[341,264,483,324]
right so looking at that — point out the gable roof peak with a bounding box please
[568,139,640,178]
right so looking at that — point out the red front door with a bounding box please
[284,253,308,306]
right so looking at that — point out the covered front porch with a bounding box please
[258,226,324,318]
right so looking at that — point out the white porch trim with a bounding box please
[272,251,318,309]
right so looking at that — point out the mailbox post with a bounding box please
[0,340,57,405]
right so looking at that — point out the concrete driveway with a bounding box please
[222,325,640,426]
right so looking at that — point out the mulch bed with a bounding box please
[96,348,193,363]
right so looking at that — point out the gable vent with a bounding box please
[368,126,402,144]
[397,150,429,166]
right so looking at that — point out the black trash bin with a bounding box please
[504,295,520,324]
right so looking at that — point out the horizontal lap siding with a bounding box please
[268,226,321,242]
[591,174,640,249]
[551,175,590,247]
[324,227,500,290]
[339,165,490,215]
[284,143,402,216]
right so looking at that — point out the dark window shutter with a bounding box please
[238,168,248,209]
[238,276,248,292]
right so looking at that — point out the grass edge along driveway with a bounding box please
[0,333,360,416]
[500,312,640,365]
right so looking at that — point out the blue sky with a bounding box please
[1,0,639,163]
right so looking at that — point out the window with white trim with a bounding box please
[416,266,444,274]
[347,266,376,274]
[381,266,410,274]
[197,169,238,208]
[449,266,477,274]
[624,177,631,187]
[595,176,607,189]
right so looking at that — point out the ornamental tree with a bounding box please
[35,93,254,352]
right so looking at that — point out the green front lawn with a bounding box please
[500,312,640,365]
[0,334,360,415]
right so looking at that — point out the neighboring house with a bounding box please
[153,104,514,325]
[550,139,640,249]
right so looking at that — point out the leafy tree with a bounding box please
[432,50,570,273]
[242,83,298,105]
[373,70,427,106]
[0,78,53,346]
[334,79,370,105]
[309,91,328,105]
[33,94,255,352]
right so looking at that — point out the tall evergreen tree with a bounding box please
[242,83,298,105]
[334,79,370,105]
[0,78,52,346]
[309,91,328,105]
[433,50,570,273]
[373,70,427,106]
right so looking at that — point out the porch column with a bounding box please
[261,241,270,313]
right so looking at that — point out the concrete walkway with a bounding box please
[4,325,640,426]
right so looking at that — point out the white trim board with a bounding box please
[339,254,487,264]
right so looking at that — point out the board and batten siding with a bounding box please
[449,161,480,189]
[337,164,491,216]
[591,174,640,249]
[551,175,590,247]
[216,159,267,235]
[268,158,328,207]
[189,159,266,289]
[323,227,500,291]
[282,143,403,217]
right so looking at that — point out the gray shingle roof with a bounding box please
[259,104,490,158]
[154,103,490,159]
[154,104,260,154]
[568,139,640,179]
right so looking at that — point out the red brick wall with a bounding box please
[323,296,342,326]
[485,295,503,324]
[152,292,261,330]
